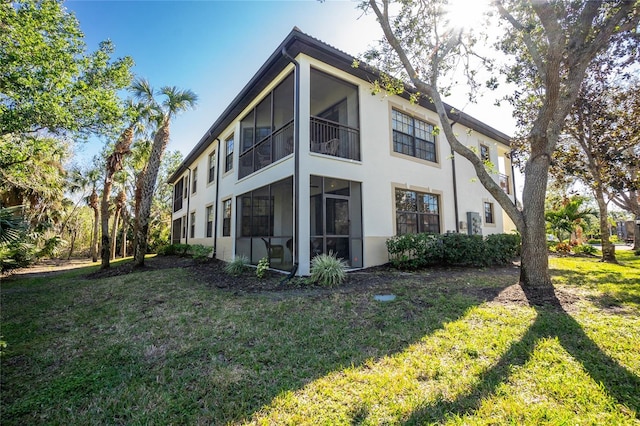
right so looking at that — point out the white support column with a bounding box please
[297,58,312,275]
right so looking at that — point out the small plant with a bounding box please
[554,242,573,255]
[309,252,347,287]
[256,256,269,279]
[224,255,249,277]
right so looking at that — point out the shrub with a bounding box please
[224,255,249,277]
[386,232,521,270]
[157,243,190,256]
[485,233,521,264]
[156,244,175,255]
[309,252,347,287]
[386,233,420,269]
[256,256,269,279]
[573,243,597,255]
[37,235,66,258]
[441,233,486,266]
[188,244,212,261]
[0,241,37,272]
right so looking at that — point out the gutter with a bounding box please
[449,120,460,233]
[509,151,518,207]
[282,46,300,278]
[185,167,191,245]
[213,138,221,257]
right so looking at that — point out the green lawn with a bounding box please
[1,252,639,425]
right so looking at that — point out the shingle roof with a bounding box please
[168,27,511,183]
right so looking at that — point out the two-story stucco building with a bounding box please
[168,28,516,276]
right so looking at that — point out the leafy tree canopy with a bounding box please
[0,0,133,138]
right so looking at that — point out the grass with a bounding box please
[1,252,639,425]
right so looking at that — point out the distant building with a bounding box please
[168,28,516,275]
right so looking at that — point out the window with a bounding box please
[225,135,234,173]
[395,189,440,234]
[222,199,232,236]
[191,167,198,193]
[181,215,187,238]
[484,202,494,224]
[173,177,184,212]
[480,144,490,162]
[392,109,437,162]
[208,151,216,183]
[206,205,214,238]
[190,212,196,238]
[183,175,188,199]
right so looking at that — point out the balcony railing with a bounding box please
[310,116,360,161]
[499,173,510,194]
[239,121,294,179]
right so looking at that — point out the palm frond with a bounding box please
[130,78,157,105]
[159,86,198,117]
[0,206,27,244]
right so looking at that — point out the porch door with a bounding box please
[324,196,350,261]
[310,176,362,268]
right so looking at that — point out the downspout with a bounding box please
[509,151,518,207]
[213,138,221,257]
[449,120,460,233]
[185,167,191,245]
[282,46,300,279]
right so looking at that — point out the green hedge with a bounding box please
[386,232,521,269]
[157,243,212,261]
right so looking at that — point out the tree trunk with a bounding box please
[121,212,128,258]
[634,215,640,252]
[134,120,170,267]
[518,153,553,289]
[111,208,120,260]
[132,167,146,261]
[91,208,99,262]
[67,229,77,260]
[100,177,113,269]
[89,190,99,263]
[595,188,617,263]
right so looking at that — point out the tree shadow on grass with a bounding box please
[404,285,640,424]
[2,263,517,425]
[550,266,640,311]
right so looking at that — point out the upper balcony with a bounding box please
[309,68,360,161]
[310,116,360,161]
[499,173,510,194]
[239,73,294,179]
[238,69,361,179]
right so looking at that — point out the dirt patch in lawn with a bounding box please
[8,255,580,309]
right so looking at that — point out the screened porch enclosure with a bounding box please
[239,73,295,179]
[310,69,360,161]
[235,177,294,270]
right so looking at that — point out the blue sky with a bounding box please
[65,0,515,164]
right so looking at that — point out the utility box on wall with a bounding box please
[467,212,482,236]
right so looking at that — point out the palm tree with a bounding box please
[131,79,197,266]
[85,166,102,262]
[110,185,126,260]
[100,100,148,269]
[545,197,596,243]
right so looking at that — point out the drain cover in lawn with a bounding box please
[374,294,396,302]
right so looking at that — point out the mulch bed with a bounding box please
[81,255,580,309]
